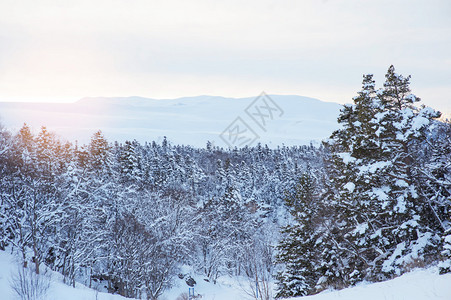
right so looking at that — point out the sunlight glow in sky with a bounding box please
[0,0,450,112]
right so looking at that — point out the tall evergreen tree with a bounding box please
[276,172,324,297]
[375,66,442,275]
[322,66,443,288]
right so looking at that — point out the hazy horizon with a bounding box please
[0,1,450,113]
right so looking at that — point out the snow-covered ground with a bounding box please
[1,249,450,300]
[297,268,451,300]
[0,250,128,300]
[0,95,341,147]
[164,275,258,300]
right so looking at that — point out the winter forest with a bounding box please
[1,66,450,300]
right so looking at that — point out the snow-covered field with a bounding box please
[0,250,127,300]
[0,95,341,147]
[1,249,450,300]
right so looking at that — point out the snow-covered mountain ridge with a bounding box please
[0,95,341,146]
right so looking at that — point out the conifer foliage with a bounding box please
[276,66,451,297]
[276,172,325,297]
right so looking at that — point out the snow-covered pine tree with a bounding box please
[88,130,113,175]
[322,74,388,286]
[118,140,143,185]
[375,65,442,276]
[423,120,451,274]
[324,66,443,288]
[0,123,13,250]
[421,120,451,233]
[276,172,324,297]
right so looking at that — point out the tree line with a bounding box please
[0,121,323,299]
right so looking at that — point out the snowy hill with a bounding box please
[296,268,451,300]
[0,250,130,300]
[0,95,341,147]
[1,250,450,300]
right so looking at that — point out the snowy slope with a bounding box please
[0,95,341,147]
[296,268,451,300]
[1,249,450,300]
[0,250,130,300]
[166,268,451,300]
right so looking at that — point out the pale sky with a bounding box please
[0,0,450,112]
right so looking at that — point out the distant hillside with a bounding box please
[0,95,341,147]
